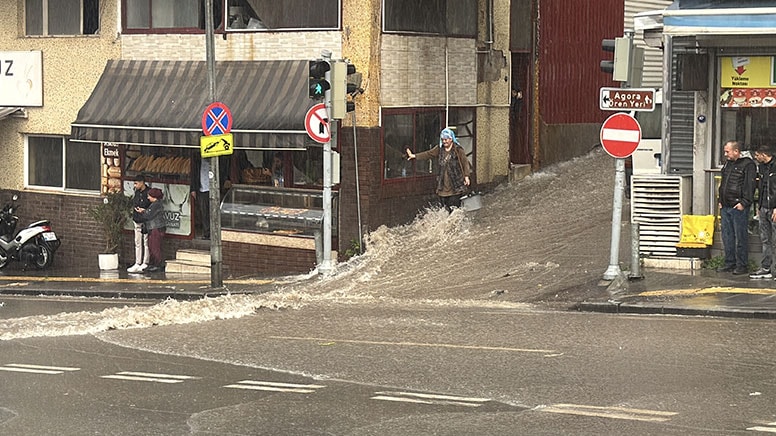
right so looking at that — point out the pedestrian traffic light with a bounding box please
[600,37,631,82]
[309,59,331,99]
[331,61,359,119]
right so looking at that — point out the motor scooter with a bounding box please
[0,194,60,270]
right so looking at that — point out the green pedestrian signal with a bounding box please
[308,60,331,99]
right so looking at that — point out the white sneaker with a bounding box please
[138,263,148,272]
[127,264,141,273]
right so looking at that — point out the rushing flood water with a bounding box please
[0,149,618,340]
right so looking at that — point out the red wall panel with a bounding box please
[539,0,624,124]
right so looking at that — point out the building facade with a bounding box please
[0,0,623,275]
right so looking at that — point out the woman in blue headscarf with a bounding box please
[406,128,471,212]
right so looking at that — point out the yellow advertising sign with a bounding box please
[721,56,776,88]
[200,133,234,158]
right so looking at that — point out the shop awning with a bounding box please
[71,60,312,149]
[662,1,776,36]
[0,107,25,120]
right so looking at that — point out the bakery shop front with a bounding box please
[72,59,338,275]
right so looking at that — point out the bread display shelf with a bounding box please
[128,155,191,176]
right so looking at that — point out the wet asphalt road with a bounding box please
[2,297,776,435]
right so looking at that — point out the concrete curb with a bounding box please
[576,300,776,319]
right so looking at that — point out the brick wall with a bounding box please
[223,241,316,276]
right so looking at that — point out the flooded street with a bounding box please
[0,149,622,340]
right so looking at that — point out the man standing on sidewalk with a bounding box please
[751,144,776,279]
[718,140,756,275]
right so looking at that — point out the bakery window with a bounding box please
[220,185,338,240]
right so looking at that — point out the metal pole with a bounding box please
[604,158,625,280]
[319,50,334,275]
[204,0,223,287]
[630,221,642,279]
[351,110,363,254]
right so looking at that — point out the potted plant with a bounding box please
[88,191,133,270]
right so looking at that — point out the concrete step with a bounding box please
[165,259,211,275]
[176,249,211,265]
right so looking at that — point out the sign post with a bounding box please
[600,113,642,281]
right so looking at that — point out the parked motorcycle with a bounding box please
[0,194,60,270]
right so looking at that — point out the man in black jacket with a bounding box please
[718,140,756,274]
[751,144,776,279]
[128,174,151,273]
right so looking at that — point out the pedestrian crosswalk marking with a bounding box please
[371,391,491,408]
[224,380,325,393]
[100,371,199,384]
[539,403,677,422]
[0,363,80,375]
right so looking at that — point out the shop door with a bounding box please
[510,53,531,165]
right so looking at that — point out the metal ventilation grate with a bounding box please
[631,175,691,257]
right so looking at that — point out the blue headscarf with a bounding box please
[439,128,460,147]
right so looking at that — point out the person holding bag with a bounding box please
[406,128,471,212]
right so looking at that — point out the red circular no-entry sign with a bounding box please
[600,113,642,159]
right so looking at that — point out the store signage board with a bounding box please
[600,113,642,159]
[200,133,234,158]
[305,103,329,144]
[0,51,43,106]
[201,102,233,135]
[600,88,655,112]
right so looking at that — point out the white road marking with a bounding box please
[371,391,491,408]
[0,363,80,374]
[224,380,325,394]
[748,423,776,433]
[539,403,677,422]
[100,371,199,384]
[270,336,556,354]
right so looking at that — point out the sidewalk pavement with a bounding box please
[2,263,776,319]
[578,267,776,319]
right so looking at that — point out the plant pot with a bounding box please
[98,253,119,270]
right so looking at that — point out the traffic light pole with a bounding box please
[204,0,223,288]
[319,50,334,275]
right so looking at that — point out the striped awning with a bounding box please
[71,60,313,149]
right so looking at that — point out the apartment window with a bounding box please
[27,136,100,191]
[383,109,442,181]
[383,0,476,36]
[225,0,339,31]
[124,0,222,31]
[26,0,99,36]
[383,107,475,182]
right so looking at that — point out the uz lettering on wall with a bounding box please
[3,60,13,76]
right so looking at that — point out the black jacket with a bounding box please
[719,156,756,208]
[757,158,776,210]
[137,201,166,231]
[131,185,151,223]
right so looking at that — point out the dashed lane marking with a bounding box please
[0,363,80,374]
[100,371,200,384]
[224,380,325,393]
[639,287,776,297]
[371,391,491,408]
[748,421,776,432]
[539,403,678,422]
[269,336,557,354]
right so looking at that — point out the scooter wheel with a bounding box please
[31,245,53,270]
[0,247,8,269]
